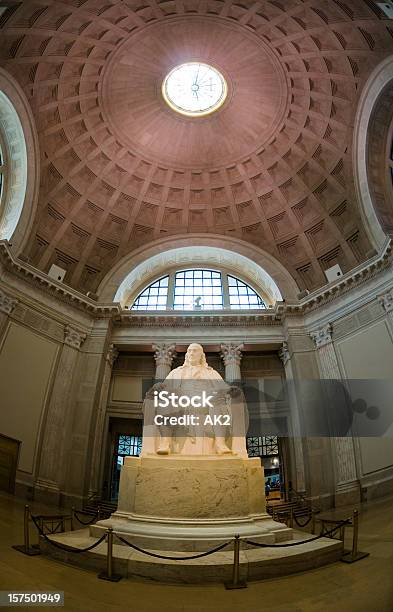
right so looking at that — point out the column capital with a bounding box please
[153,343,176,367]
[0,289,18,315]
[64,325,86,349]
[278,341,290,366]
[106,344,119,367]
[220,342,244,366]
[310,323,333,348]
[379,291,393,313]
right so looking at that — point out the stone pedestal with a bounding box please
[119,455,265,518]
[92,455,292,550]
[43,457,343,582]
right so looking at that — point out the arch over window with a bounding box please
[130,269,266,311]
[0,68,40,253]
[0,90,27,241]
[353,56,393,249]
[103,241,296,307]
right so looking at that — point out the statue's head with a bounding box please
[184,343,208,367]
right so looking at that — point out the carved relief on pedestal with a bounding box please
[64,325,86,349]
[0,289,18,315]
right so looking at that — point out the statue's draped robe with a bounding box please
[141,364,248,456]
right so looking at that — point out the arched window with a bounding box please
[129,269,266,311]
[131,276,169,310]
[0,90,28,241]
[227,275,265,309]
[0,135,4,207]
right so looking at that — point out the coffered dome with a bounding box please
[1,0,392,295]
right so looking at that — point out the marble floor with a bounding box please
[0,492,392,612]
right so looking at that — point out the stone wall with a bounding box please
[0,241,393,508]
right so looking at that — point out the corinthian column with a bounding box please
[0,288,18,340]
[220,343,244,382]
[310,323,360,505]
[380,291,393,329]
[153,343,176,380]
[278,341,305,493]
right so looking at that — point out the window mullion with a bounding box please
[222,273,230,309]
[166,272,175,309]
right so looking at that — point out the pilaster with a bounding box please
[0,288,18,339]
[310,323,360,507]
[35,325,86,505]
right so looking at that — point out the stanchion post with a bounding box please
[97,506,101,521]
[341,509,370,563]
[71,507,75,532]
[289,507,294,528]
[311,511,315,535]
[224,535,246,589]
[12,505,41,556]
[98,528,122,582]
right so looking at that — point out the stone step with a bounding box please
[40,528,343,584]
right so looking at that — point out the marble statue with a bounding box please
[141,343,248,457]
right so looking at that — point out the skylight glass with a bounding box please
[162,62,227,117]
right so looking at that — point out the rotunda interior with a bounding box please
[0,1,392,609]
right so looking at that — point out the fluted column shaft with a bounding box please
[88,344,119,497]
[279,341,306,493]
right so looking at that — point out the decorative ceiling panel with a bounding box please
[0,0,391,293]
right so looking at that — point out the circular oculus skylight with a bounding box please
[162,62,227,117]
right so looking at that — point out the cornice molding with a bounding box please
[0,241,120,317]
[115,311,284,327]
[285,240,393,315]
[1,239,392,326]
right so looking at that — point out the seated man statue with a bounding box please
[141,343,248,457]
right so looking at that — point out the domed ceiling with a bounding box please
[0,0,392,295]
